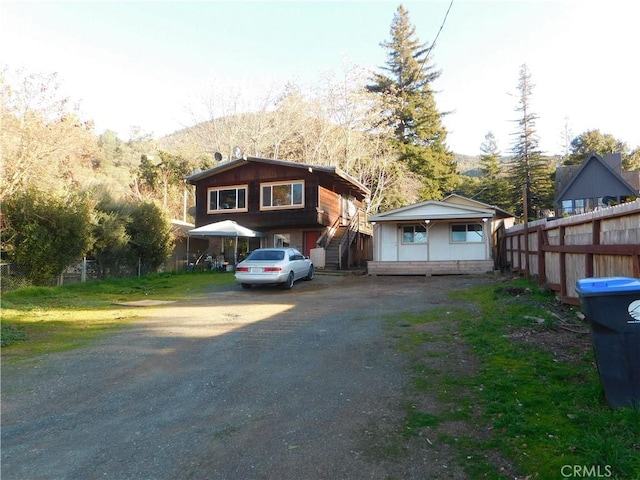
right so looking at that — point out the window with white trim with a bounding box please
[261,181,304,209]
[402,225,427,244]
[451,223,484,243]
[207,185,247,213]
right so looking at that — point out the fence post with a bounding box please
[536,227,545,285]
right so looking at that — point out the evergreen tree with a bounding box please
[506,64,554,220]
[477,131,510,210]
[367,4,458,200]
[564,129,629,167]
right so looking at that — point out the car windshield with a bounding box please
[247,250,285,261]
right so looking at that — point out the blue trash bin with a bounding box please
[575,277,640,409]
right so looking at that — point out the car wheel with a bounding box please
[241,283,252,289]
[304,265,314,281]
[282,271,294,290]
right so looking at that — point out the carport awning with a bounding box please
[188,220,265,238]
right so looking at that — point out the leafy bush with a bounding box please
[2,188,92,285]
[90,198,172,277]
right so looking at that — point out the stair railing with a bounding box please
[317,215,342,249]
[338,209,367,269]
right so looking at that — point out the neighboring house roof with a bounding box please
[368,197,498,223]
[622,170,640,191]
[184,156,370,196]
[555,153,639,203]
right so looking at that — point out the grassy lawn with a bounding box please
[1,271,235,360]
[392,277,640,480]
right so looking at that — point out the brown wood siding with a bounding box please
[318,186,341,226]
[193,164,322,228]
[191,162,371,230]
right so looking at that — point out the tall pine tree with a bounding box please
[477,131,510,210]
[368,5,458,200]
[507,64,554,220]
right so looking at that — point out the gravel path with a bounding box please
[1,273,494,480]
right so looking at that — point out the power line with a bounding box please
[421,0,454,67]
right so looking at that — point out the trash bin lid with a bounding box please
[575,277,640,297]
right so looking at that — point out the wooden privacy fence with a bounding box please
[502,201,640,305]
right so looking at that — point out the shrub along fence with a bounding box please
[502,201,640,305]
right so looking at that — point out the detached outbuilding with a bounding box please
[367,194,515,275]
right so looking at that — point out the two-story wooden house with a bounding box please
[185,156,372,269]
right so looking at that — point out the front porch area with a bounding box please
[367,260,495,276]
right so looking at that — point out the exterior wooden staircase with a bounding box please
[323,226,348,270]
[320,209,373,270]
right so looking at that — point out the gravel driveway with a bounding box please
[2,273,494,480]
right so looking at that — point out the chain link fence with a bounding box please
[1,259,167,293]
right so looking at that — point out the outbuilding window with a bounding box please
[451,224,483,243]
[402,225,427,244]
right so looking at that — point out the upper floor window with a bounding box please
[451,223,484,243]
[561,198,596,216]
[402,225,427,244]
[207,185,247,213]
[561,200,573,215]
[261,181,304,209]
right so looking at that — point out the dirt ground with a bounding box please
[1,273,577,479]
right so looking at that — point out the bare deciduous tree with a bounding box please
[1,68,99,201]
[174,64,424,212]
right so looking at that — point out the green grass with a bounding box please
[1,271,235,359]
[390,277,640,480]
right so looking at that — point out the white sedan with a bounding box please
[234,248,314,290]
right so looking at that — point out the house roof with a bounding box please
[368,194,515,223]
[185,156,370,196]
[622,170,640,191]
[170,219,195,237]
[441,193,515,219]
[368,196,499,223]
[555,152,639,203]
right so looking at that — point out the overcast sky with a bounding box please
[2,0,638,155]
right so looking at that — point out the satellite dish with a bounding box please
[214,152,223,162]
[232,146,242,160]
